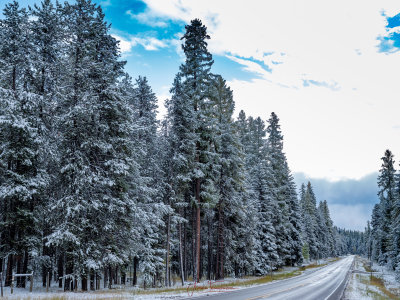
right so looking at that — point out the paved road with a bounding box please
[184,256,354,300]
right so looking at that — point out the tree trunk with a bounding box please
[165,214,171,287]
[21,251,28,288]
[16,255,22,287]
[114,266,118,285]
[133,257,138,286]
[216,202,224,280]
[192,206,196,281]
[103,268,107,289]
[195,198,201,282]
[207,216,212,280]
[82,270,87,291]
[108,266,112,289]
[121,269,126,285]
[183,208,188,281]
[5,254,13,287]
[90,270,95,290]
[64,250,74,291]
[42,245,49,287]
[12,66,16,91]
[58,253,64,288]
[178,222,185,286]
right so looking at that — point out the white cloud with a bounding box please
[126,9,168,27]
[112,34,134,53]
[112,34,168,53]
[226,55,270,77]
[140,0,400,180]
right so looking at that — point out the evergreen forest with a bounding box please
[0,0,366,291]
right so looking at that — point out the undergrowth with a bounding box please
[361,274,398,299]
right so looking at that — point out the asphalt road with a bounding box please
[184,255,354,300]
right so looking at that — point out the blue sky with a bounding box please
[2,0,400,230]
[89,0,260,101]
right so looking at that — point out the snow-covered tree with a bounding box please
[376,150,396,266]
[47,0,135,290]
[0,1,47,287]
[266,112,302,266]
[300,182,319,260]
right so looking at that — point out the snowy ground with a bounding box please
[343,256,400,299]
[0,258,337,300]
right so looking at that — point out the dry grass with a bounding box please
[360,274,398,299]
[120,258,339,296]
[129,269,304,296]
[231,270,302,286]
[363,261,375,273]
[8,258,342,299]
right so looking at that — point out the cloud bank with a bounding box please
[293,172,378,230]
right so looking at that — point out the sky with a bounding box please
[2,0,400,230]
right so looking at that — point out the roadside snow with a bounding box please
[343,256,400,300]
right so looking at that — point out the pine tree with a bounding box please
[365,220,372,261]
[393,161,400,279]
[167,18,217,282]
[246,116,278,273]
[319,200,335,257]
[30,0,65,286]
[208,75,246,279]
[301,182,319,260]
[0,0,47,287]
[235,111,263,275]
[166,73,196,283]
[287,174,303,265]
[46,0,135,290]
[266,112,298,266]
[130,75,167,287]
[376,150,396,267]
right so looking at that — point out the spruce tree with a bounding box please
[30,0,64,285]
[301,182,319,260]
[247,117,278,273]
[376,150,396,266]
[47,0,135,290]
[266,112,296,266]
[168,18,217,282]
[208,75,246,278]
[0,0,47,286]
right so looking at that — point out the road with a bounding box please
[185,255,354,300]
